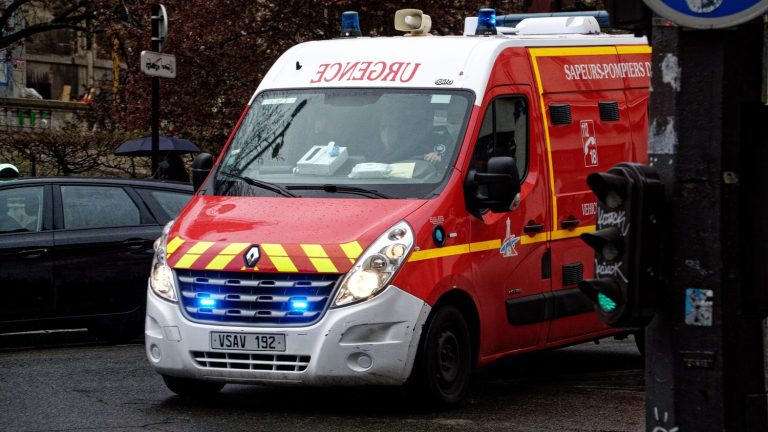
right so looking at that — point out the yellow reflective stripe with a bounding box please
[220,243,251,255]
[340,241,363,259]
[409,244,470,262]
[270,257,298,272]
[174,241,215,269]
[301,244,338,273]
[260,243,298,272]
[528,46,617,57]
[301,244,328,258]
[187,241,215,254]
[521,232,548,245]
[206,243,249,270]
[309,257,337,273]
[529,51,559,226]
[469,239,500,252]
[206,255,237,270]
[340,241,363,264]
[261,243,288,256]
[551,225,596,240]
[617,45,652,54]
[166,237,185,254]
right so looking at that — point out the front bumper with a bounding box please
[145,283,431,386]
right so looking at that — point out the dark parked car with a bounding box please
[0,177,193,342]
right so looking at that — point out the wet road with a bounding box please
[0,333,644,432]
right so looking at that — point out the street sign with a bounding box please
[644,0,768,29]
[152,4,169,52]
[140,51,176,78]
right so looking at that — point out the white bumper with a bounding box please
[145,283,431,386]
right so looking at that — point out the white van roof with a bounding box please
[253,32,648,106]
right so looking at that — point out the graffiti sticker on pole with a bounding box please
[684,288,713,326]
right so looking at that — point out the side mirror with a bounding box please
[465,156,521,216]
[191,153,214,192]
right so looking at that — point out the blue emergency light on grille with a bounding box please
[198,298,216,307]
[177,270,340,326]
[341,11,362,37]
[290,297,309,312]
[476,8,497,35]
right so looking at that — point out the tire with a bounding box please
[408,305,472,405]
[634,330,646,356]
[162,375,225,397]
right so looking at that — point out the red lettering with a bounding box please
[353,61,372,80]
[399,63,421,82]
[311,63,330,83]
[323,63,342,82]
[338,62,360,81]
[382,62,405,81]
[366,62,386,81]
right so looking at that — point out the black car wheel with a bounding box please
[409,305,472,405]
[162,375,225,397]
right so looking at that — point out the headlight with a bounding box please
[149,220,178,302]
[333,221,414,307]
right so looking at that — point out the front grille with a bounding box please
[191,351,310,372]
[176,270,340,326]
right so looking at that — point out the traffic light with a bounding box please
[579,163,665,327]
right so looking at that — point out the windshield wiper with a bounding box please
[286,184,391,199]
[219,171,298,198]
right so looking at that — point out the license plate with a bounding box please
[210,332,286,352]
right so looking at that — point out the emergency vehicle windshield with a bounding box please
[213,89,472,199]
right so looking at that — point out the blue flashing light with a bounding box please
[290,297,309,312]
[341,11,362,37]
[197,295,216,307]
[476,8,498,36]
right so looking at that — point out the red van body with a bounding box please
[145,15,651,403]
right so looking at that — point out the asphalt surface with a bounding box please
[0,331,644,432]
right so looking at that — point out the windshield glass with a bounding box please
[214,88,473,199]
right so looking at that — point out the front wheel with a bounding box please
[408,305,472,405]
[162,375,225,398]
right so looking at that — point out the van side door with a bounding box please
[466,86,552,357]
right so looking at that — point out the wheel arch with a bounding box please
[431,288,481,368]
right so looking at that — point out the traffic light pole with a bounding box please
[646,18,768,431]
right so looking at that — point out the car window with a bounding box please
[146,190,190,219]
[0,186,44,233]
[61,186,140,229]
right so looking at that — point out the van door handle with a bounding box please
[122,239,146,250]
[524,223,544,233]
[561,219,580,229]
[19,248,48,259]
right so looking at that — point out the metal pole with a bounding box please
[150,4,161,176]
[646,18,768,432]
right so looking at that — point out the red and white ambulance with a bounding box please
[145,9,651,404]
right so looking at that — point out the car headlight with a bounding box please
[333,221,414,307]
[149,220,178,302]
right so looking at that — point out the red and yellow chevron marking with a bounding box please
[166,237,364,273]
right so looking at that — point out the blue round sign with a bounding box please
[644,0,768,28]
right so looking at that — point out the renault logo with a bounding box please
[244,245,261,267]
